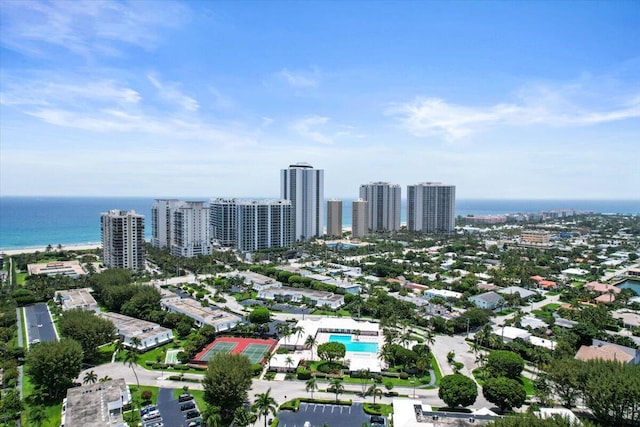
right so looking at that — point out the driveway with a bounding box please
[157,387,196,427]
[24,303,58,347]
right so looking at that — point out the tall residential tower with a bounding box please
[171,201,212,257]
[280,162,324,241]
[101,210,145,270]
[327,199,343,237]
[351,198,369,239]
[407,182,456,233]
[359,182,401,232]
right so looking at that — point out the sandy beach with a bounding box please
[1,243,102,256]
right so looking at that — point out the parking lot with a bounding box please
[277,402,371,427]
[140,388,201,427]
[24,303,57,347]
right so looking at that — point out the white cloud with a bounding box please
[388,85,640,140]
[0,78,141,107]
[290,115,332,144]
[0,0,188,58]
[277,68,320,88]
[147,74,199,111]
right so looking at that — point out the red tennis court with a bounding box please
[192,337,277,365]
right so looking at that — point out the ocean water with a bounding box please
[0,197,638,250]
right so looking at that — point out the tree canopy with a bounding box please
[487,350,525,380]
[58,309,115,361]
[203,352,253,423]
[26,338,83,400]
[438,374,478,408]
[317,341,346,364]
[482,377,526,413]
[248,306,270,325]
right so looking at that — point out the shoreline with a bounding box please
[0,243,102,256]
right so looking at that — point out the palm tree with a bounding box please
[367,384,383,406]
[83,370,98,385]
[304,334,317,360]
[285,355,294,372]
[29,405,46,427]
[129,336,142,351]
[306,376,318,399]
[123,350,140,389]
[292,325,305,346]
[423,325,436,349]
[99,375,112,383]
[232,407,254,427]
[203,405,223,427]
[252,388,278,427]
[329,377,344,402]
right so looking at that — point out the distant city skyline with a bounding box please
[1,1,639,199]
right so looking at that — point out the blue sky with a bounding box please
[1,0,638,199]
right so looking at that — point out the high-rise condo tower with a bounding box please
[407,182,456,233]
[359,182,401,232]
[280,162,324,241]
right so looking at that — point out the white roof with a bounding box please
[520,316,548,329]
[269,353,302,370]
[393,399,432,427]
[494,326,531,341]
[349,355,382,373]
[528,336,555,350]
[538,407,581,425]
[497,286,537,299]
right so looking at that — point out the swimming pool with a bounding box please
[328,334,379,353]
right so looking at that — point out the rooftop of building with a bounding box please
[99,312,170,340]
[54,288,97,309]
[64,378,130,427]
[28,260,86,277]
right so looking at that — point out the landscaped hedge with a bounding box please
[297,367,312,380]
[270,418,279,427]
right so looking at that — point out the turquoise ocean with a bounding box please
[1,197,639,251]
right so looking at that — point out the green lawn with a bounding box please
[540,303,561,311]
[16,272,28,285]
[310,309,351,316]
[21,373,62,427]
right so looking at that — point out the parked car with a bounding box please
[178,393,193,402]
[142,410,161,421]
[181,402,196,411]
[185,410,200,420]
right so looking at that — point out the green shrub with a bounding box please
[270,417,279,427]
[173,364,190,371]
[297,367,312,380]
[252,363,264,376]
[399,372,409,380]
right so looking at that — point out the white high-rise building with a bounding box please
[352,198,369,239]
[151,199,180,249]
[236,200,293,252]
[171,201,212,257]
[359,182,401,232]
[407,182,456,233]
[281,162,324,241]
[101,210,145,270]
[210,198,238,246]
[327,199,342,237]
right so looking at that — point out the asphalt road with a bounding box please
[24,303,57,347]
[156,387,195,427]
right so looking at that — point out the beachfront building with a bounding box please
[237,200,293,252]
[54,288,99,312]
[100,209,145,270]
[352,198,369,238]
[61,378,131,427]
[359,182,401,232]
[151,199,180,249]
[407,182,456,233]
[210,198,238,246]
[99,312,173,351]
[281,162,324,241]
[171,201,212,257]
[28,260,86,278]
[327,199,343,237]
